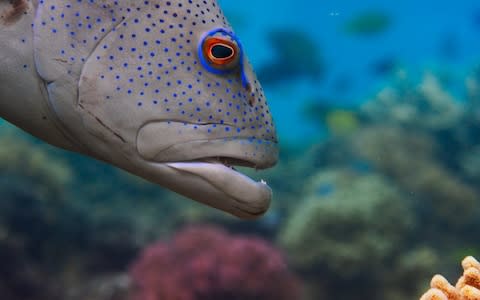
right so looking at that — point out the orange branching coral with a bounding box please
[420,256,480,300]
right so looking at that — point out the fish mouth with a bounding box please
[137,121,278,219]
[166,158,273,218]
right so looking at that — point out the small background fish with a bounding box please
[1,0,480,299]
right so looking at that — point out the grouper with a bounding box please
[0,0,278,219]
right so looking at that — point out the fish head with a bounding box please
[32,0,278,218]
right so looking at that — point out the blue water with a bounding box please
[221,0,480,143]
[2,1,480,299]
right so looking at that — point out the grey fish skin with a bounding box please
[0,0,278,219]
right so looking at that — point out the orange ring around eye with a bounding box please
[203,37,238,66]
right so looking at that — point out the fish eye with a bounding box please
[204,37,237,65]
[198,30,242,74]
[211,43,234,60]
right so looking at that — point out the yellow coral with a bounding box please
[325,110,359,136]
[420,256,480,300]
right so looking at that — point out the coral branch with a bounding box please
[420,256,480,300]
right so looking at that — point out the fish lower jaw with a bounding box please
[164,160,271,219]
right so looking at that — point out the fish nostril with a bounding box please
[245,82,254,93]
[245,82,256,106]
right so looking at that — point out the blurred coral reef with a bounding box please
[2,61,480,299]
[361,71,464,129]
[130,225,302,300]
[271,66,480,299]
[0,123,182,300]
[280,171,436,299]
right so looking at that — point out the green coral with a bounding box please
[279,170,440,299]
[343,11,391,36]
[0,125,82,300]
[0,124,180,300]
[0,126,72,199]
[350,126,479,229]
[361,71,464,130]
[280,171,414,276]
[382,247,439,300]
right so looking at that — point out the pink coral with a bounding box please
[130,225,301,300]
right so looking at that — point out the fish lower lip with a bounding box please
[165,160,272,218]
